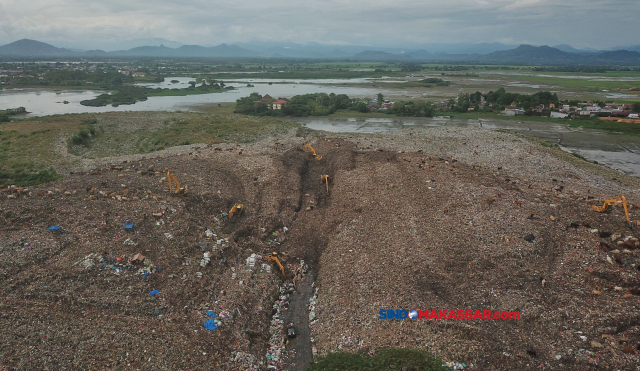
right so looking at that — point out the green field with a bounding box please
[0,111,296,185]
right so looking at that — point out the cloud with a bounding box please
[0,0,638,50]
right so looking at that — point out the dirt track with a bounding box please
[1,126,640,370]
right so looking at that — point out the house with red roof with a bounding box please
[271,99,287,110]
[254,94,274,103]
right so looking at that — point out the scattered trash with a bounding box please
[443,361,466,370]
[132,253,145,264]
[123,238,136,246]
[150,290,159,296]
[123,221,133,229]
[204,319,218,330]
[48,226,62,230]
[164,233,173,240]
[246,253,257,268]
[200,252,211,267]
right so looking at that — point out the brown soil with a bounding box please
[1,127,639,370]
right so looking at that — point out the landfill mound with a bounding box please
[1,126,639,370]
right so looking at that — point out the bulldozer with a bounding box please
[265,252,285,276]
[303,143,322,160]
[167,171,188,195]
[592,195,632,227]
[229,204,244,220]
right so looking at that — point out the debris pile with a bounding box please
[1,126,639,370]
[266,282,293,369]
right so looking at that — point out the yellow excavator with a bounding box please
[265,252,285,276]
[320,174,329,194]
[229,204,244,220]
[592,195,632,227]
[303,143,322,160]
[167,171,188,195]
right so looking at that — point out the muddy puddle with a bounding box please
[285,116,640,177]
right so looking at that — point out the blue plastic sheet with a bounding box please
[123,221,133,229]
[204,319,218,330]
[206,310,217,318]
[150,290,159,296]
[48,226,62,230]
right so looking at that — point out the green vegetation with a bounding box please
[483,88,558,110]
[236,92,435,117]
[0,124,63,186]
[235,92,353,116]
[0,111,297,186]
[80,86,148,107]
[568,118,640,136]
[144,114,293,151]
[420,78,450,86]
[307,348,449,371]
[80,82,234,107]
[66,118,102,154]
[386,101,435,116]
[0,168,60,187]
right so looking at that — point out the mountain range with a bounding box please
[1,39,640,65]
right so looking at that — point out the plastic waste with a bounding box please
[48,226,62,230]
[204,319,218,330]
[206,310,217,318]
[150,290,159,296]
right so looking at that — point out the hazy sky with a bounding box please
[1,0,639,50]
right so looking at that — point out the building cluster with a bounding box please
[500,101,638,119]
[367,99,393,110]
[253,94,288,110]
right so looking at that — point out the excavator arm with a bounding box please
[593,195,631,226]
[167,171,188,195]
[303,144,322,160]
[320,174,329,194]
[265,253,285,276]
[229,204,244,220]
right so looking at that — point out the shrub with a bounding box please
[308,348,449,371]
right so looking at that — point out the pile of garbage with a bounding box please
[443,360,468,370]
[232,351,259,370]
[309,286,319,356]
[265,282,294,369]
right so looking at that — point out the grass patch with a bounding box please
[0,168,61,187]
[308,348,449,371]
[568,118,640,136]
[146,114,295,150]
[67,118,102,154]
